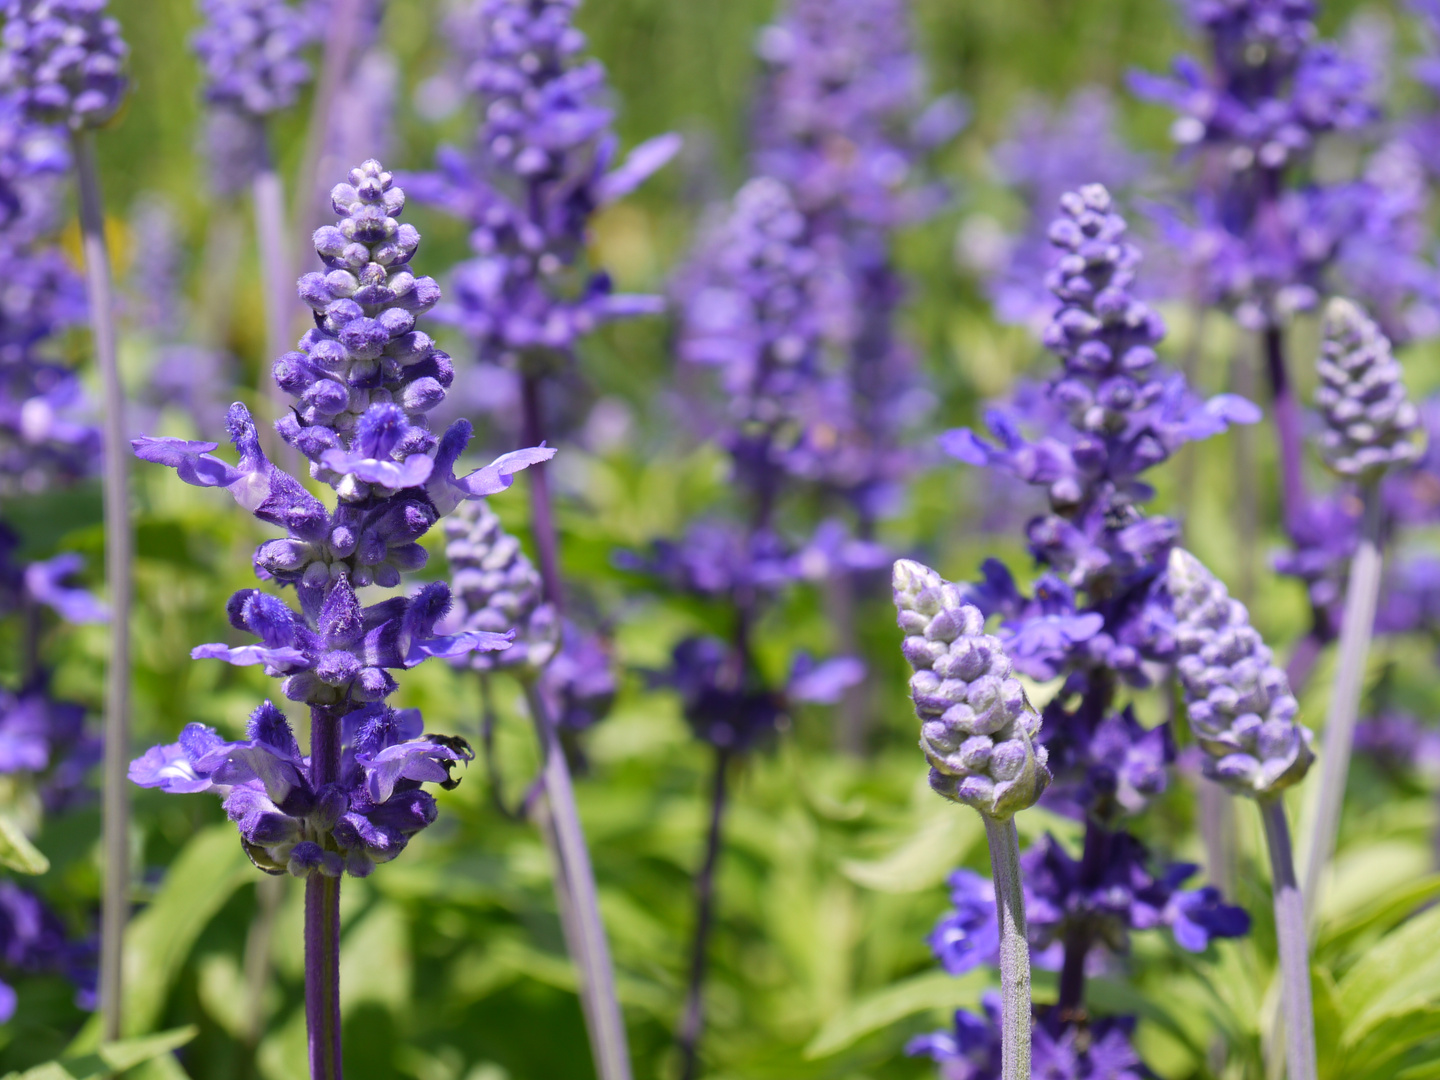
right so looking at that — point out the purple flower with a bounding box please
[0,881,95,1019]
[407,0,678,370]
[905,993,1003,1080]
[0,0,129,131]
[193,0,316,118]
[130,161,554,877]
[927,870,1000,977]
[131,701,472,877]
[661,636,785,753]
[537,620,616,733]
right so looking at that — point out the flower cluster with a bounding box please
[968,87,1149,331]
[677,177,853,495]
[1314,297,1423,481]
[408,0,679,372]
[1131,0,1435,330]
[192,0,316,118]
[1167,546,1315,797]
[893,559,1050,819]
[132,701,470,877]
[930,185,1254,1076]
[0,0,129,131]
[131,160,555,878]
[944,185,1257,684]
[750,0,958,521]
[751,0,962,228]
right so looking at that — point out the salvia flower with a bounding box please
[192,0,316,118]
[0,881,96,1021]
[1167,546,1315,797]
[130,161,555,877]
[409,0,679,371]
[1314,297,1423,481]
[131,701,471,876]
[892,558,1050,819]
[0,0,129,131]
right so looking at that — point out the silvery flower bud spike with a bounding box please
[893,558,1044,1080]
[1302,297,1416,939]
[1167,547,1317,1080]
[1316,297,1422,481]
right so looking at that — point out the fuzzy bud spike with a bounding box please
[1315,297,1423,481]
[892,559,1050,819]
[1168,547,1315,797]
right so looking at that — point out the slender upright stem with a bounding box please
[1262,325,1307,536]
[1259,796,1318,1080]
[305,706,344,1080]
[678,748,729,1080]
[520,373,563,606]
[1301,485,1383,924]
[74,131,131,1043]
[252,132,294,462]
[1056,816,1109,1017]
[523,681,632,1080]
[1199,782,1237,898]
[1285,633,1324,698]
[982,814,1032,1080]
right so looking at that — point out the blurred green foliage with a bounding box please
[4,0,1440,1078]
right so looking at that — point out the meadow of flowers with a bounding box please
[1,0,1439,1078]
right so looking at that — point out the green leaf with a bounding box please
[68,824,252,1053]
[803,970,986,1059]
[1338,904,1440,1043]
[839,809,980,893]
[1319,874,1440,962]
[0,812,49,875]
[1347,1008,1440,1079]
[1,1026,197,1080]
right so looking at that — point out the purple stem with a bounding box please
[1056,811,1110,1017]
[305,705,344,1080]
[1262,325,1307,537]
[75,130,131,1043]
[1301,484,1384,924]
[524,681,633,1080]
[1285,632,1325,698]
[678,748,730,1080]
[521,372,563,607]
[982,813,1032,1080]
[1259,796,1318,1080]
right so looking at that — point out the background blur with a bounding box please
[4,0,1438,1078]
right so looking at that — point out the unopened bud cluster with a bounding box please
[444,500,558,673]
[1168,547,1314,797]
[1315,297,1422,481]
[893,559,1050,819]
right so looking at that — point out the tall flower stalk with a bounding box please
[0,0,131,1039]
[892,559,1048,1079]
[647,175,870,1078]
[410,4,680,1076]
[933,184,1256,1073]
[1168,546,1318,1080]
[193,0,320,441]
[1300,298,1421,920]
[129,160,553,1077]
[750,0,962,753]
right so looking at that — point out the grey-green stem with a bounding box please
[75,130,131,1043]
[982,813,1031,1080]
[523,681,632,1080]
[1301,483,1383,924]
[1260,796,1318,1080]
